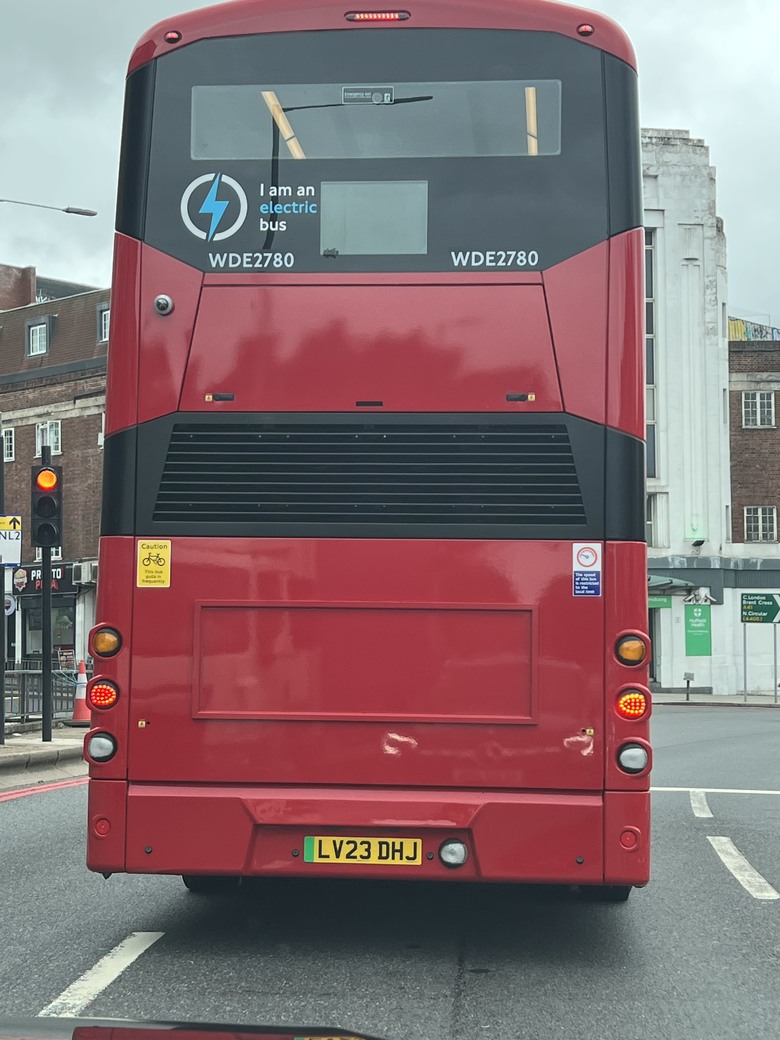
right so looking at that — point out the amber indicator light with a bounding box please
[615,636,648,665]
[93,628,122,657]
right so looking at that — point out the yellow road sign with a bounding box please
[0,515,22,532]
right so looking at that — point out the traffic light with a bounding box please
[31,465,63,548]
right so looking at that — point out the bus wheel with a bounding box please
[578,885,632,903]
[182,874,240,894]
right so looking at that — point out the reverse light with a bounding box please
[615,635,648,666]
[617,743,649,774]
[92,627,122,657]
[616,690,648,720]
[439,840,468,868]
[87,733,117,763]
[345,11,411,21]
[89,681,119,711]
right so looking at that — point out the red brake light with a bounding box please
[89,681,119,710]
[577,23,595,36]
[164,30,182,43]
[345,11,411,21]
[616,690,648,720]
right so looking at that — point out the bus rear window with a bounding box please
[191,80,561,160]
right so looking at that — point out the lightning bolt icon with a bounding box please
[199,174,229,241]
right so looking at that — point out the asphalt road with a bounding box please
[1,705,778,1040]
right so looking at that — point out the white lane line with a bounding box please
[653,786,780,796]
[689,789,714,818]
[707,837,780,901]
[38,931,164,1017]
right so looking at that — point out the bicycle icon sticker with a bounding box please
[137,540,172,588]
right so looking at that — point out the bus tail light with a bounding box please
[617,743,649,775]
[92,627,122,658]
[89,680,119,711]
[615,635,648,666]
[87,733,118,763]
[616,689,649,720]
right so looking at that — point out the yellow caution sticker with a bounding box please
[137,540,171,587]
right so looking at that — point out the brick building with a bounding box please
[728,326,780,544]
[0,263,108,665]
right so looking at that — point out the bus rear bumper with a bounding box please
[88,782,649,885]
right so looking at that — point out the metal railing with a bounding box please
[2,669,80,722]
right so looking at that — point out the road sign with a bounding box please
[741,593,780,623]
[0,516,22,567]
[4,594,16,616]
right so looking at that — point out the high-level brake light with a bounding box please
[345,11,411,21]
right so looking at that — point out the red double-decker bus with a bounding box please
[86,0,650,901]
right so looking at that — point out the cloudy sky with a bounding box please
[1,0,777,323]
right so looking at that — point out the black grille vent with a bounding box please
[153,421,586,528]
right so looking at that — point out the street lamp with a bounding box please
[0,197,97,217]
[0,195,97,744]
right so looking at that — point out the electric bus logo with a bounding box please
[180,173,248,241]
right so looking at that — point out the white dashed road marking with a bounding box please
[706,837,780,901]
[689,789,714,818]
[38,931,164,1016]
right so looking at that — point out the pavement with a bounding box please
[1,692,777,779]
[0,722,85,773]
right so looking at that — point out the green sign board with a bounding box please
[684,603,712,656]
[648,595,672,609]
[741,593,780,623]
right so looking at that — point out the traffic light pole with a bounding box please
[41,444,52,742]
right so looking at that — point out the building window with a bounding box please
[98,306,110,343]
[35,546,63,562]
[645,229,657,479]
[27,323,48,356]
[2,428,14,462]
[744,506,777,542]
[742,391,775,428]
[35,420,62,457]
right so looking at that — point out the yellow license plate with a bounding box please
[303,835,422,865]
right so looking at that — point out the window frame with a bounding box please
[741,390,775,429]
[2,428,14,463]
[35,420,62,457]
[744,505,777,542]
[35,545,63,562]
[98,305,111,343]
[27,322,48,356]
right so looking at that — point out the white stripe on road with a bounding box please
[689,789,714,818]
[653,786,780,796]
[38,931,164,1017]
[707,837,780,901]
